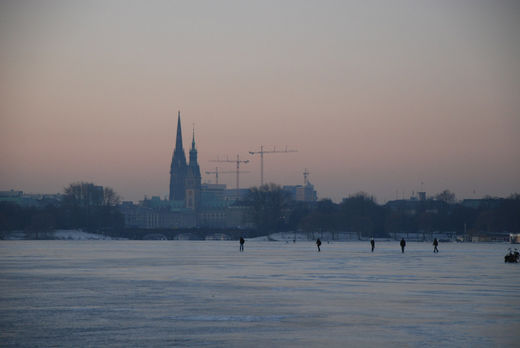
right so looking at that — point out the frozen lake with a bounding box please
[1,240,519,347]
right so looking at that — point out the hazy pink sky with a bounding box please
[1,0,519,202]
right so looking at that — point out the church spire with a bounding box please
[186,121,201,210]
[191,124,196,150]
[170,110,188,201]
[188,122,200,178]
[175,110,183,151]
[189,123,198,166]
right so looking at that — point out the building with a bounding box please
[169,111,203,210]
[119,200,196,229]
[121,112,248,229]
[283,170,317,202]
[284,184,317,202]
[461,198,502,210]
[0,190,62,207]
[169,111,188,201]
[185,128,201,210]
[120,111,317,230]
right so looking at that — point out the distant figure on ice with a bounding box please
[433,238,439,253]
[239,237,245,252]
[370,238,375,252]
[316,238,322,252]
[400,238,406,253]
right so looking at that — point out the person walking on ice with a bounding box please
[400,238,406,253]
[316,238,322,252]
[239,237,245,252]
[433,238,439,253]
[370,238,375,252]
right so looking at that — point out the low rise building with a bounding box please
[0,190,62,207]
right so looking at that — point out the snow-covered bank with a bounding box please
[53,230,115,240]
[248,231,365,242]
[1,230,125,240]
[248,231,459,242]
[248,232,309,242]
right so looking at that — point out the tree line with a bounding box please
[0,182,123,234]
[244,185,520,237]
[1,182,519,238]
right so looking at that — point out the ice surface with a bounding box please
[0,240,519,347]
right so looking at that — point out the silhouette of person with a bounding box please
[239,237,245,252]
[400,238,406,253]
[316,238,322,252]
[433,238,439,253]
[370,238,375,252]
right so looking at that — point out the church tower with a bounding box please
[185,127,201,210]
[169,111,188,201]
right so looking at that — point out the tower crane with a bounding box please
[249,145,298,186]
[205,167,250,185]
[210,155,250,199]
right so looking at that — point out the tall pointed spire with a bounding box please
[186,121,201,210]
[170,110,188,201]
[191,124,196,150]
[175,110,183,151]
[189,123,199,170]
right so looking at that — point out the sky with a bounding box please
[1,0,519,203]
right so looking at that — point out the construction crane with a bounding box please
[205,167,250,185]
[249,145,298,186]
[210,155,250,199]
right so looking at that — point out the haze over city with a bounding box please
[1,0,519,202]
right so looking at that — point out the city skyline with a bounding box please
[1,1,519,203]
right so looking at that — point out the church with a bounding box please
[121,111,244,229]
[169,111,201,210]
[119,111,315,230]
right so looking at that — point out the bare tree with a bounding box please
[63,182,122,230]
[64,182,120,207]
[435,189,456,203]
[103,187,121,206]
[245,183,291,233]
